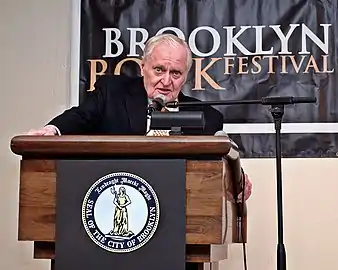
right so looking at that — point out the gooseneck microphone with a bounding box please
[215,130,248,270]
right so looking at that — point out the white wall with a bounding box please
[1,1,338,270]
[221,158,338,270]
[0,0,71,269]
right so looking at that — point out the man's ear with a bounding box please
[183,72,189,84]
[140,60,145,76]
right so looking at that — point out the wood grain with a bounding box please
[18,159,224,244]
[33,241,224,263]
[11,135,231,157]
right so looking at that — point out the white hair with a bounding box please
[142,33,193,71]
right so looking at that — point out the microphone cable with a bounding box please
[241,171,247,270]
[234,168,248,270]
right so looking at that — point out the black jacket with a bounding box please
[48,75,223,135]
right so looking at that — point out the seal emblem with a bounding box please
[81,172,160,253]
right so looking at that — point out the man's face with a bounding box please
[141,43,189,102]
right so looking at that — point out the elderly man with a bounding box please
[27,33,251,270]
[28,33,223,136]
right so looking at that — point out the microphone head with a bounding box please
[214,130,239,149]
[154,94,166,103]
[214,130,227,137]
[147,94,167,115]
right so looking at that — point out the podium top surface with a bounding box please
[10,135,232,158]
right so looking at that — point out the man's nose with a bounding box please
[161,72,171,86]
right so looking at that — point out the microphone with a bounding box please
[214,130,239,160]
[147,94,166,115]
[165,96,317,108]
[214,130,241,191]
[261,96,316,105]
[215,130,247,243]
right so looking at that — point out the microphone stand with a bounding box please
[270,104,286,270]
[166,96,317,270]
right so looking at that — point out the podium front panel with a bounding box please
[55,159,186,270]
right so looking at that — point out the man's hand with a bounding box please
[227,173,252,203]
[27,125,58,136]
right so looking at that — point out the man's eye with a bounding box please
[154,67,162,73]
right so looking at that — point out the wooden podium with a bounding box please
[10,135,247,270]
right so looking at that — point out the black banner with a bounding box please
[79,0,338,158]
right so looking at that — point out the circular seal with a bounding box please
[81,172,160,253]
